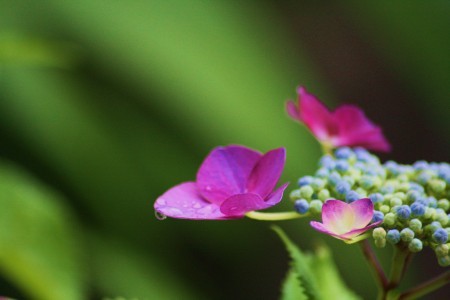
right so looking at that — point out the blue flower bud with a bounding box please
[380,185,395,195]
[428,197,438,208]
[409,183,424,193]
[328,172,341,186]
[386,229,401,244]
[433,228,449,244]
[369,193,384,204]
[309,200,323,214]
[335,147,353,159]
[354,147,372,162]
[385,161,400,176]
[319,155,336,170]
[294,199,309,214]
[354,162,367,172]
[408,238,423,252]
[345,190,360,203]
[360,175,375,189]
[417,172,432,185]
[372,211,384,223]
[315,168,329,178]
[336,181,351,195]
[335,160,350,172]
[406,190,421,202]
[413,160,429,170]
[400,228,415,242]
[411,202,425,216]
[298,176,314,187]
[395,205,411,220]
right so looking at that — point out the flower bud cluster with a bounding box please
[290,147,450,266]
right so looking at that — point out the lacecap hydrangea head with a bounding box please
[291,146,450,266]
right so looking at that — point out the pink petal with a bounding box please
[264,182,289,206]
[196,145,262,205]
[246,148,286,198]
[310,221,348,240]
[321,200,355,234]
[298,87,336,141]
[286,100,300,120]
[339,220,383,240]
[350,198,374,228]
[334,105,391,152]
[154,182,236,220]
[220,193,268,216]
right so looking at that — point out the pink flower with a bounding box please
[286,87,391,152]
[154,145,288,220]
[310,198,382,242]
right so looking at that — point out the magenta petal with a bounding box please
[339,221,383,240]
[196,145,262,205]
[247,148,286,198]
[286,100,300,120]
[220,193,267,216]
[154,182,235,220]
[350,198,374,228]
[298,87,336,140]
[321,200,354,231]
[264,182,289,206]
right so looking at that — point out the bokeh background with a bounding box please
[0,1,449,299]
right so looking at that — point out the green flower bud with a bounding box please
[438,255,450,267]
[424,207,436,220]
[375,238,386,248]
[398,174,409,182]
[394,192,406,201]
[408,238,423,252]
[390,197,403,207]
[438,199,450,211]
[409,219,422,232]
[299,186,314,200]
[380,205,390,214]
[397,182,410,193]
[400,228,415,242]
[318,189,330,201]
[289,189,302,201]
[348,169,361,181]
[355,188,368,197]
[435,244,449,257]
[429,179,446,194]
[311,179,326,190]
[309,200,323,214]
[373,227,387,239]
[384,213,397,227]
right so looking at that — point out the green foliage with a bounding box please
[280,268,308,300]
[274,226,361,300]
[0,161,85,300]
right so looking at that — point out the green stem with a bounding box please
[245,211,307,221]
[388,245,410,289]
[398,271,450,300]
[359,240,388,293]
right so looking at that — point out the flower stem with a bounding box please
[245,211,307,221]
[398,271,450,300]
[359,240,388,292]
[388,245,410,289]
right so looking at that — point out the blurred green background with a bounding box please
[0,1,449,299]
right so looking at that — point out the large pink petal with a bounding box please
[154,182,236,220]
[264,183,289,206]
[298,87,336,140]
[350,198,374,228]
[334,105,391,152]
[196,145,262,205]
[220,193,268,216]
[310,221,348,240]
[246,148,286,198]
[321,200,355,234]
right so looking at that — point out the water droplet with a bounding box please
[155,211,167,220]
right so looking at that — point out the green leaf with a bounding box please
[0,161,85,300]
[273,226,321,300]
[280,268,308,300]
[307,244,361,300]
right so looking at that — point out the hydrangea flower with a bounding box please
[310,198,382,242]
[154,145,288,220]
[286,87,391,152]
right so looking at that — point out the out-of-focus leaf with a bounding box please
[0,33,82,68]
[280,268,307,300]
[90,233,201,300]
[273,226,320,300]
[0,161,85,300]
[307,244,361,300]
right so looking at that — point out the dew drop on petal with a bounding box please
[155,211,167,220]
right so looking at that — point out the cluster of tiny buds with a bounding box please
[290,147,450,266]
